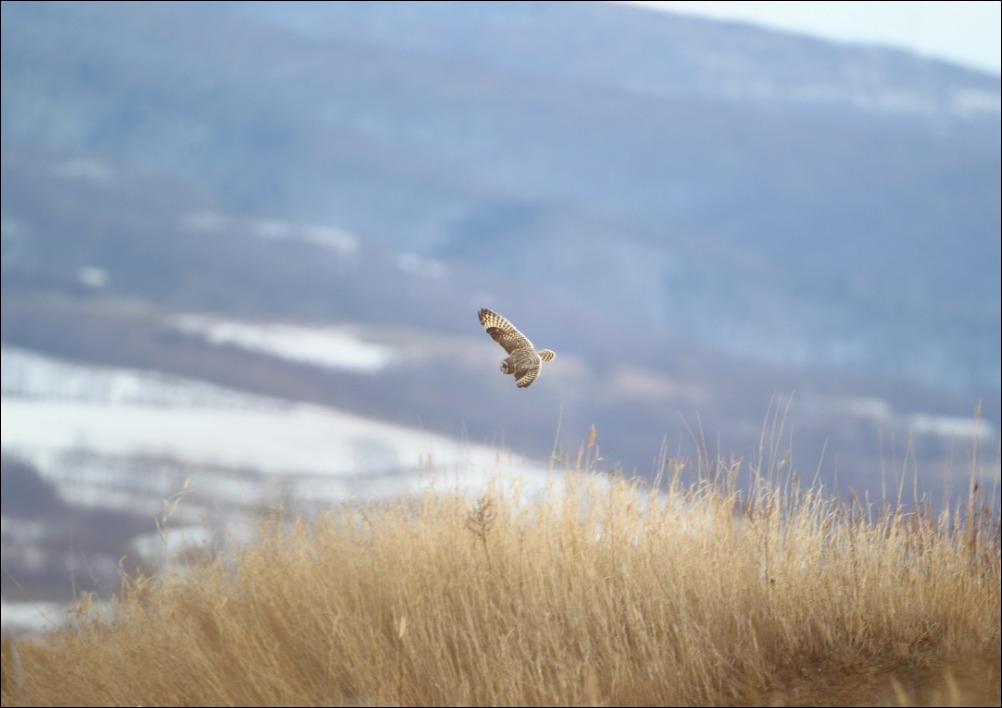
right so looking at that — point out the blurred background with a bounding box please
[2,1,999,629]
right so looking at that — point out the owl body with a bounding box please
[478,308,555,388]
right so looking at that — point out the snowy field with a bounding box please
[1,344,562,499]
[169,314,400,373]
[1,343,575,633]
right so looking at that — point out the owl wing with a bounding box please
[478,308,533,354]
[515,365,541,388]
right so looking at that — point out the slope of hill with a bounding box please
[2,0,999,394]
[1,2,999,621]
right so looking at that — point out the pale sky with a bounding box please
[616,1,1002,76]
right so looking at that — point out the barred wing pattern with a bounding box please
[478,308,555,388]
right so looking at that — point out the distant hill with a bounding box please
[2,0,998,478]
[3,1,998,399]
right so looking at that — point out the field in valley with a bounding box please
[2,432,999,707]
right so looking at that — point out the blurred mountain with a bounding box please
[2,1,999,476]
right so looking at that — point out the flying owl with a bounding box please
[478,308,555,388]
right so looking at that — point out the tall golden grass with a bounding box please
[2,431,999,707]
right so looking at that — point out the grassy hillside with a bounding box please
[2,439,999,706]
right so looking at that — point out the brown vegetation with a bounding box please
[2,441,999,706]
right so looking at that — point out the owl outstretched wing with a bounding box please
[478,308,534,354]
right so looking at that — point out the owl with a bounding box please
[478,308,555,388]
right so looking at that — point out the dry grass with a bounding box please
[2,434,999,707]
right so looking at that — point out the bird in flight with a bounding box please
[478,308,555,388]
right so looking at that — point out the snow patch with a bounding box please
[52,157,117,186]
[2,344,285,408]
[397,252,446,278]
[170,315,398,373]
[178,211,359,256]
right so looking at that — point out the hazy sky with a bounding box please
[616,1,1002,76]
